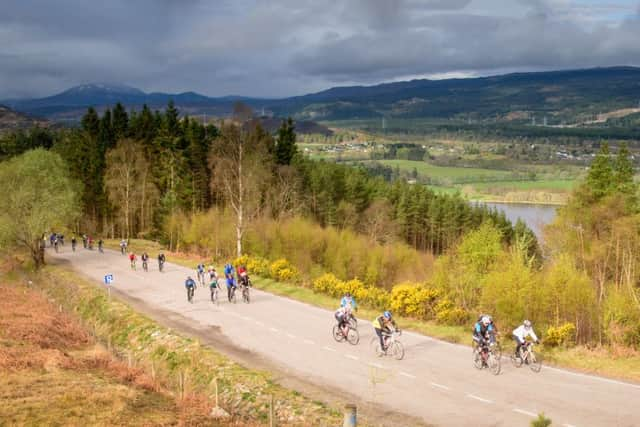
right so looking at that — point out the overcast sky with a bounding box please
[1,0,639,99]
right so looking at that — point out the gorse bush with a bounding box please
[390,284,440,318]
[545,323,576,347]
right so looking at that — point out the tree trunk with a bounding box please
[236,139,244,257]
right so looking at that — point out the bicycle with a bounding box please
[158,260,164,272]
[142,260,148,272]
[241,284,250,303]
[130,259,136,270]
[187,286,195,303]
[210,285,219,305]
[197,270,205,286]
[473,341,501,375]
[228,286,237,304]
[511,341,542,373]
[332,319,359,345]
[370,330,404,360]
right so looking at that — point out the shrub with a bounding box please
[544,323,576,347]
[390,283,440,319]
[313,273,342,296]
[269,258,300,283]
[435,299,469,325]
[531,413,552,427]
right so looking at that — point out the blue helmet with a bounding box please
[383,311,392,320]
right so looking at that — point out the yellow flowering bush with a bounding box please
[435,298,469,325]
[390,283,440,318]
[234,255,270,277]
[270,258,300,283]
[313,273,342,296]
[545,323,576,347]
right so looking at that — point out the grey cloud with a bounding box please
[1,0,639,99]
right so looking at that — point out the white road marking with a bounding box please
[345,354,359,361]
[430,382,450,391]
[240,315,251,321]
[270,327,279,333]
[255,321,265,327]
[513,408,537,417]
[323,346,336,352]
[562,424,578,427]
[399,371,416,379]
[467,394,492,404]
[286,333,296,339]
[368,362,385,369]
[303,339,315,345]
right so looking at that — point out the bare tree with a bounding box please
[210,123,272,256]
[105,139,157,238]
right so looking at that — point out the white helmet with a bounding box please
[523,319,532,328]
[481,316,491,326]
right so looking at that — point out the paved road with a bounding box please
[49,247,640,427]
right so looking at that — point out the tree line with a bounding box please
[0,101,525,258]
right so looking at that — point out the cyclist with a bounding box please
[340,292,358,311]
[226,275,237,302]
[141,252,150,271]
[473,315,496,352]
[335,303,353,337]
[185,276,196,303]
[71,235,77,252]
[129,252,137,270]
[224,263,235,281]
[87,236,93,250]
[372,311,398,353]
[82,234,88,249]
[209,271,219,302]
[158,252,166,272]
[237,265,250,287]
[53,236,59,252]
[98,239,104,253]
[512,320,540,358]
[120,239,127,255]
[196,263,206,286]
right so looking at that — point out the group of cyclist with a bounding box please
[331,292,539,358]
[46,232,104,253]
[127,250,166,272]
[473,314,540,360]
[184,262,251,303]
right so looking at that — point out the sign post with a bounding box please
[104,274,114,299]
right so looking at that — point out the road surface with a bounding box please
[48,247,640,427]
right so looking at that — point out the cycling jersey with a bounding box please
[197,264,205,273]
[372,315,395,331]
[512,325,538,343]
[185,278,196,288]
[340,296,357,310]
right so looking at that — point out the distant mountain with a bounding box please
[266,67,640,123]
[5,67,640,125]
[0,105,49,132]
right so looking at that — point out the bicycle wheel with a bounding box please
[333,325,345,342]
[231,288,237,304]
[348,317,358,330]
[473,349,484,369]
[391,341,404,360]
[346,327,360,345]
[489,353,501,375]
[370,336,383,356]
[529,352,542,373]
[243,288,250,304]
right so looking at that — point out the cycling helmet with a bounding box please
[523,319,532,328]
[481,316,491,326]
[345,292,351,298]
[383,311,392,320]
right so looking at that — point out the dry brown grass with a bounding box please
[0,273,254,426]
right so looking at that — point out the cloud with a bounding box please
[0,0,639,99]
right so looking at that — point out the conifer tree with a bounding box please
[275,117,297,165]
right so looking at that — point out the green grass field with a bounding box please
[376,159,514,179]
[462,179,577,191]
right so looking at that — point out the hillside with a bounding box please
[5,67,640,124]
[0,105,49,131]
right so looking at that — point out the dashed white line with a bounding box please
[430,382,450,391]
[269,327,279,333]
[562,424,578,427]
[303,339,315,345]
[513,408,537,418]
[399,371,416,379]
[467,394,492,404]
[545,365,640,389]
[345,354,359,361]
[240,315,251,321]
[323,346,337,352]
[255,321,265,327]
[368,362,385,369]
[286,333,296,339]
